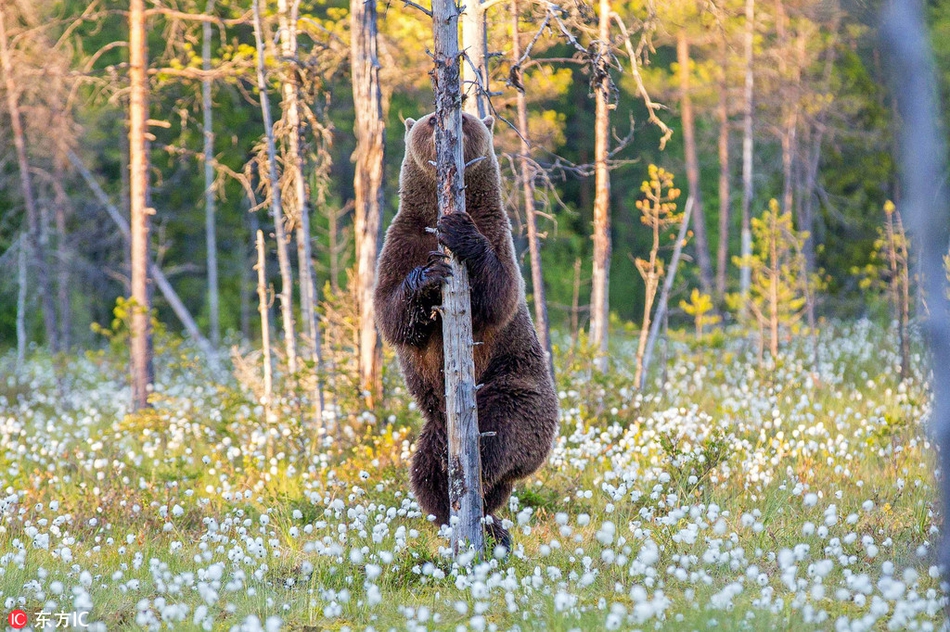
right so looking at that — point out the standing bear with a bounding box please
[374,112,558,547]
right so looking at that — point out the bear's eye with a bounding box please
[427,117,437,127]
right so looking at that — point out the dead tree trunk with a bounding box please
[511,0,553,380]
[882,16,949,574]
[351,0,386,407]
[432,0,485,557]
[715,33,731,301]
[739,0,755,302]
[461,0,488,117]
[256,229,274,416]
[277,0,324,422]
[590,0,612,373]
[202,0,220,347]
[253,0,297,375]
[128,0,155,410]
[677,32,713,297]
[16,236,26,370]
[0,5,58,352]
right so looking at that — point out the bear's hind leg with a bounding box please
[482,479,513,551]
[410,424,450,529]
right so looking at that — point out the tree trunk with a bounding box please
[739,0,755,302]
[677,32,713,296]
[53,157,71,349]
[432,0,485,557]
[351,0,386,407]
[511,0,553,380]
[715,34,731,301]
[640,198,693,390]
[128,0,155,410]
[278,0,323,422]
[202,0,220,348]
[461,0,488,117]
[0,5,58,352]
[590,0,612,373]
[16,236,26,370]
[252,0,297,375]
[256,229,274,415]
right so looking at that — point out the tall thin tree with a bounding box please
[511,0,553,379]
[715,30,731,301]
[739,0,755,301]
[202,0,220,347]
[128,0,155,410]
[432,0,485,557]
[676,31,714,296]
[252,0,297,375]
[0,5,59,352]
[351,0,386,406]
[590,0,612,372]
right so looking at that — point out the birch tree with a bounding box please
[739,0,755,302]
[202,0,220,348]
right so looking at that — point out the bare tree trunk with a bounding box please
[278,0,323,421]
[53,157,71,349]
[461,0,488,117]
[128,0,154,410]
[512,0,553,379]
[0,5,58,352]
[256,230,273,415]
[881,3,950,576]
[739,0,755,302]
[571,257,582,345]
[589,0,612,373]
[16,236,26,370]
[640,198,693,390]
[677,32,713,296]
[351,0,386,407]
[769,211,779,357]
[715,34,731,301]
[252,0,297,375]
[202,0,220,348]
[432,0,485,557]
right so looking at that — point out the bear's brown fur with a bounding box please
[374,112,558,547]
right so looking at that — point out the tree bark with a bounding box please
[202,0,220,348]
[511,0,553,380]
[0,5,58,352]
[256,229,274,414]
[253,0,297,375]
[432,0,485,557]
[461,0,488,117]
[739,0,755,302]
[715,33,731,301]
[677,32,713,296]
[589,0,612,372]
[278,0,324,421]
[640,197,693,390]
[128,0,155,410]
[351,0,386,407]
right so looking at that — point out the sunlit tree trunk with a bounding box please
[677,32,713,296]
[715,34,731,301]
[590,0,612,372]
[511,0,553,379]
[277,0,323,421]
[461,0,488,117]
[739,0,755,302]
[252,0,297,375]
[0,5,58,352]
[255,229,273,417]
[202,0,220,347]
[128,0,155,410]
[351,0,385,407]
[432,0,485,557]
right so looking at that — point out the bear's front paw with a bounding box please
[405,251,453,297]
[437,212,486,262]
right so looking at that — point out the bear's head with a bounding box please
[404,112,495,177]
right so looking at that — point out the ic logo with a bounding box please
[7,610,27,629]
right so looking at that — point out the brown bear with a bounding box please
[374,112,558,548]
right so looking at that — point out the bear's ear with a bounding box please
[481,116,495,131]
[405,118,416,132]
